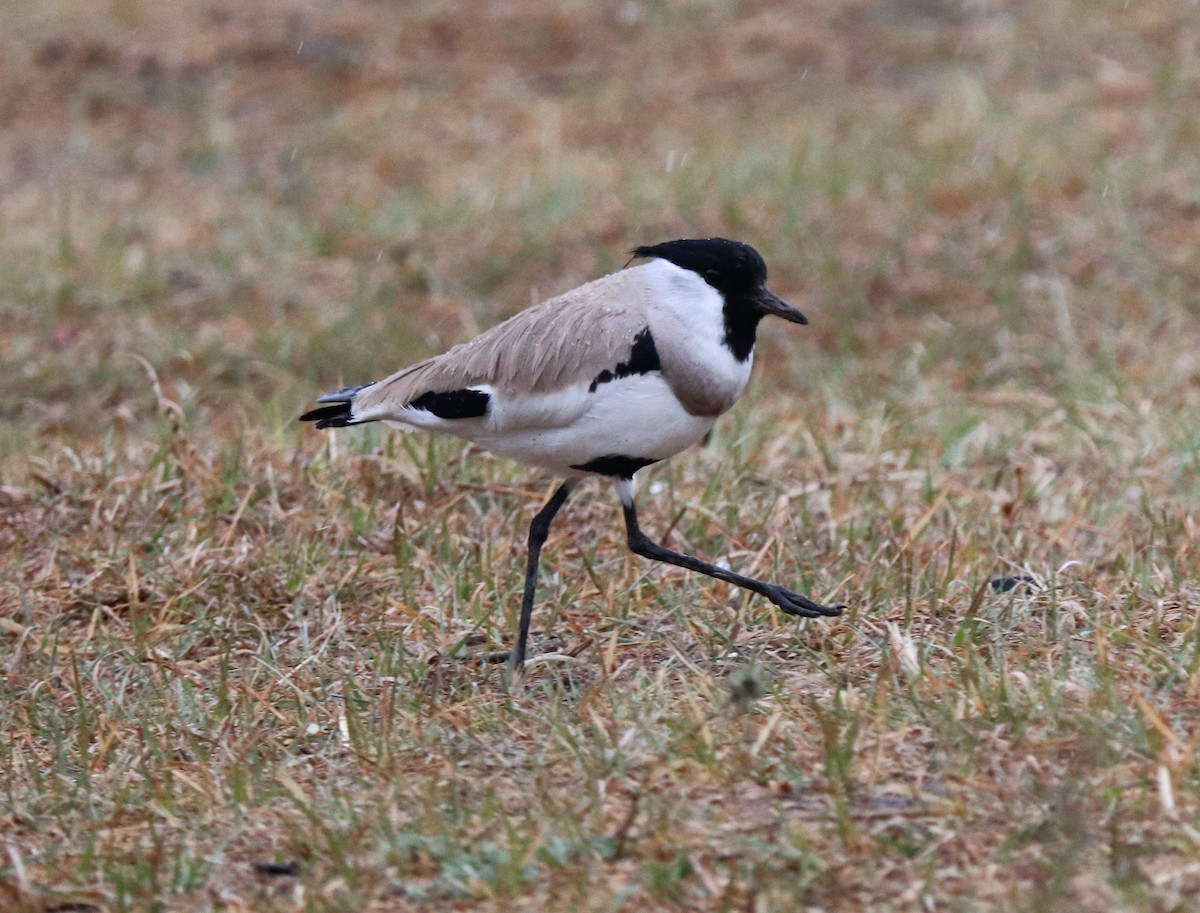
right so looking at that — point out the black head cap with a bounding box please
[632,238,768,300]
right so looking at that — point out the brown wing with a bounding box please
[354,267,657,415]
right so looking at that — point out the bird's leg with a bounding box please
[506,480,575,672]
[615,480,843,620]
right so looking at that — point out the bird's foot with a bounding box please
[762,584,844,619]
[479,637,566,666]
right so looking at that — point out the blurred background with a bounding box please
[3,0,1196,457]
[5,4,1200,908]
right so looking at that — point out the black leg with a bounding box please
[509,481,574,671]
[621,499,843,619]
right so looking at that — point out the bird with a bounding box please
[301,238,844,670]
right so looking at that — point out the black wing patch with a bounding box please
[408,388,491,419]
[570,454,660,479]
[589,328,661,393]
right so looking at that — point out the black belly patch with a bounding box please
[589,327,661,393]
[408,388,490,419]
[571,454,660,478]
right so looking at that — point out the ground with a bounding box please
[2,0,1200,910]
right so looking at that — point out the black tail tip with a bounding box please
[299,403,355,429]
[301,382,375,429]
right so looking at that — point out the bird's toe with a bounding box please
[766,584,845,619]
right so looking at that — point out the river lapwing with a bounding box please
[301,238,843,669]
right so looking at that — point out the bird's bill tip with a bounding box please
[757,289,808,325]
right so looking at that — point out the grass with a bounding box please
[3,0,1200,909]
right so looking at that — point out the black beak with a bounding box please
[756,287,808,325]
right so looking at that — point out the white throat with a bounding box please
[639,259,728,345]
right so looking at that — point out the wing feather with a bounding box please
[353,267,657,418]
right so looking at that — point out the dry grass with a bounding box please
[3,0,1200,910]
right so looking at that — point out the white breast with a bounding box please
[641,259,754,415]
[489,378,720,473]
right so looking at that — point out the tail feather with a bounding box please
[300,382,375,429]
[316,383,372,404]
[299,402,357,429]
